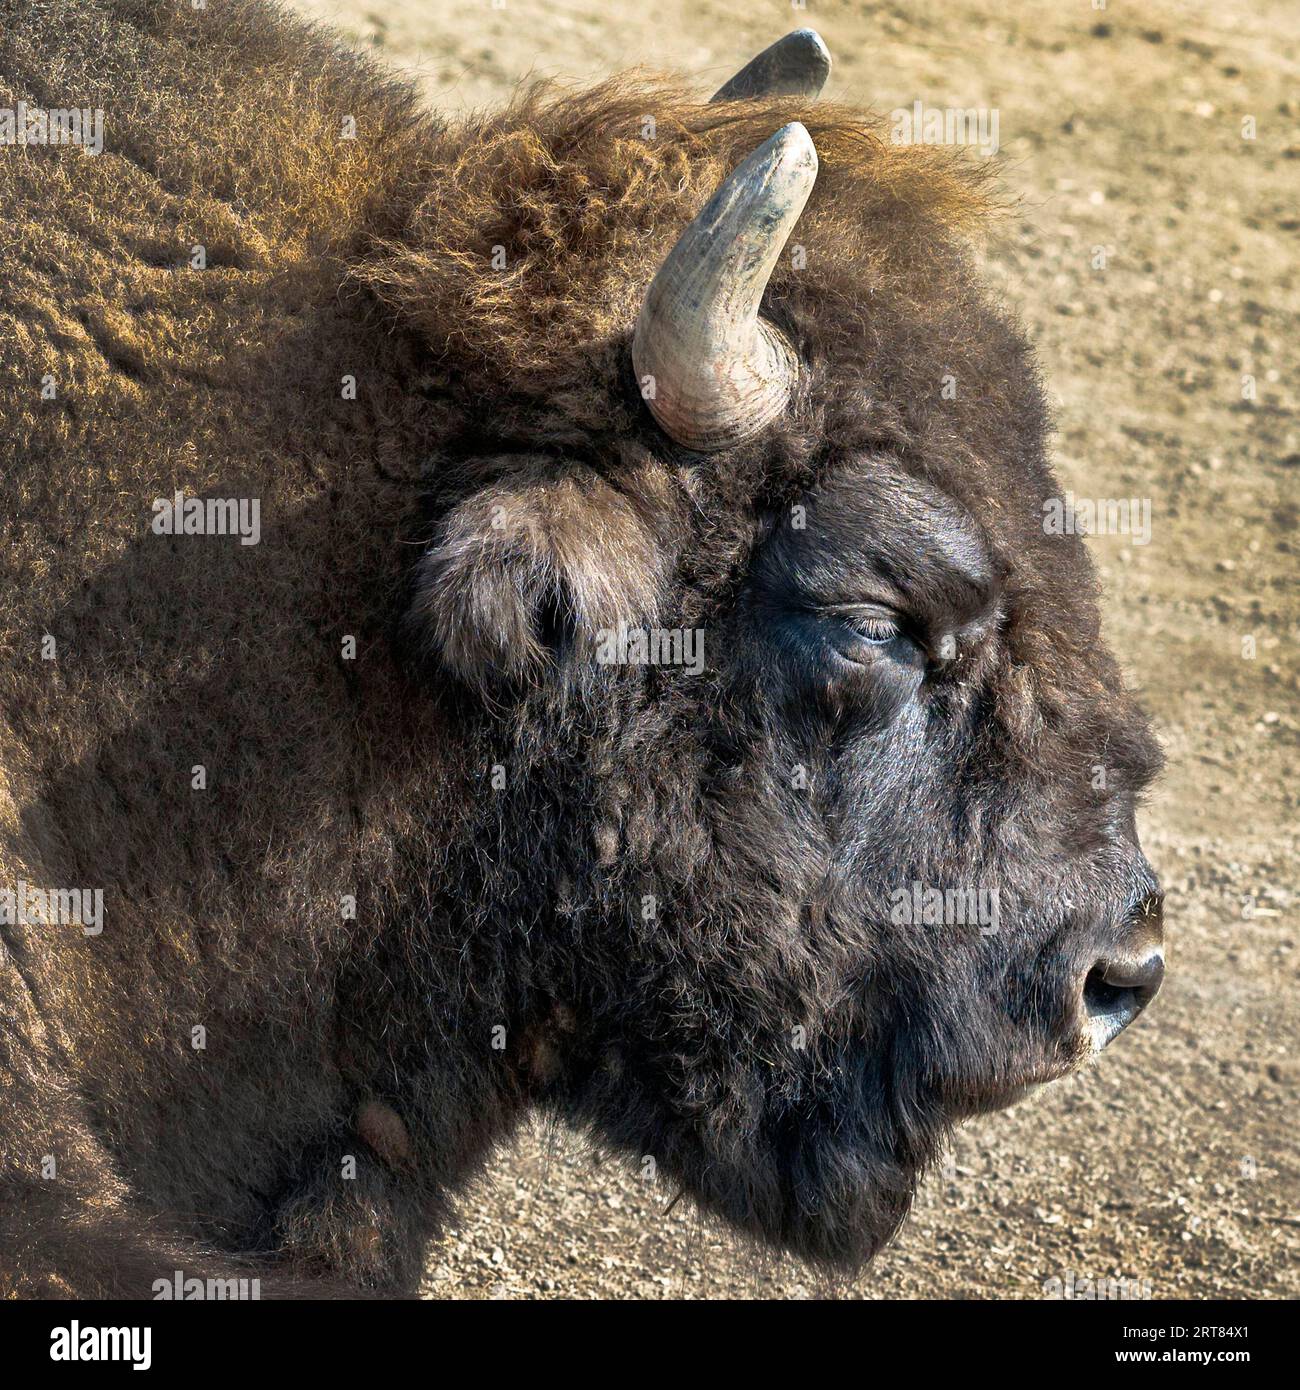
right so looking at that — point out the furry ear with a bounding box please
[406,464,666,689]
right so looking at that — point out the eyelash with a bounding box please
[840,612,902,646]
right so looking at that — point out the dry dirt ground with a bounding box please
[290,0,1298,1299]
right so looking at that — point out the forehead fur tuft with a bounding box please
[353,78,1003,395]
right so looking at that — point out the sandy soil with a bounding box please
[289,0,1299,1299]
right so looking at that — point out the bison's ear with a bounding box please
[405,466,665,690]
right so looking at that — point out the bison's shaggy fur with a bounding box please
[0,0,1160,1295]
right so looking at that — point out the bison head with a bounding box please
[384,31,1164,1268]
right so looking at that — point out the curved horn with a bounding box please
[710,29,832,103]
[633,122,818,453]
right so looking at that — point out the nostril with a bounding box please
[1100,951,1165,998]
[1083,953,1165,1049]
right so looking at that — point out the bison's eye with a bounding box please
[839,609,900,646]
[824,604,914,666]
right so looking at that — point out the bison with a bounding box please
[0,1,1165,1298]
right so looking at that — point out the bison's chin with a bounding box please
[624,1085,950,1271]
[675,1139,929,1272]
[564,1040,956,1270]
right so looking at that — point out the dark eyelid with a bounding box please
[822,602,910,647]
[779,460,1000,627]
[821,602,968,669]
[818,600,911,636]
[818,600,900,620]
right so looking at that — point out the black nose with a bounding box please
[1082,951,1165,1048]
